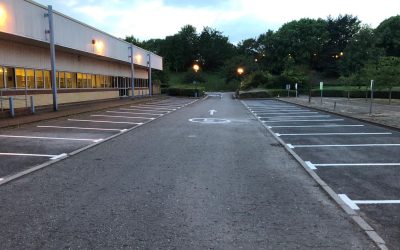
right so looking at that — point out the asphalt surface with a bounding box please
[0,94,375,249]
[0,97,195,179]
[243,99,400,249]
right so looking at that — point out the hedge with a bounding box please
[239,89,296,99]
[167,86,205,97]
[310,89,400,99]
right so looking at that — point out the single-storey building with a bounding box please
[0,0,162,111]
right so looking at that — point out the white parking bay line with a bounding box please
[0,152,61,158]
[263,119,344,123]
[268,125,364,128]
[314,162,400,168]
[339,194,400,210]
[68,119,143,125]
[38,125,124,132]
[255,112,319,115]
[276,132,391,136]
[130,106,175,111]
[259,115,330,118]
[107,111,163,116]
[91,115,155,120]
[339,194,360,210]
[120,108,169,113]
[0,134,102,142]
[290,144,400,148]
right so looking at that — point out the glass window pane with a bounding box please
[26,69,35,89]
[59,72,66,88]
[70,73,77,88]
[82,73,87,88]
[36,70,44,89]
[15,68,25,89]
[65,72,71,88]
[77,73,83,88]
[5,68,14,88]
[0,67,4,89]
[87,74,93,88]
[44,71,50,89]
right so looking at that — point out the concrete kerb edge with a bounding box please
[0,96,167,129]
[240,100,388,249]
[278,98,400,132]
[0,96,205,188]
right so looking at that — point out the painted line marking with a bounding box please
[290,144,400,148]
[254,112,319,115]
[91,115,155,120]
[0,134,102,142]
[287,144,294,149]
[120,108,170,113]
[139,104,182,108]
[0,152,60,158]
[269,125,364,128]
[251,109,304,112]
[339,194,360,210]
[107,111,163,116]
[37,125,124,132]
[130,106,175,111]
[263,119,344,123]
[275,132,392,136]
[50,153,68,160]
[354,200,400,205]
[68,119,143,125]
[305,161,317,170]
[314,163,400,167]
[259,115,330,118]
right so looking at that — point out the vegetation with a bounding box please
[125,14,400,99]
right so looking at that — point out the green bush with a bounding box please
[167,86,205,97]
[239,89,296,99]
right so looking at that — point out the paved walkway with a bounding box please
[282,96,400,130]
[0,97,166,129]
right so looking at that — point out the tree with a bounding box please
[339,26,384,76]
[375,15,400,57]
[124,36,143,47]
[374,57,400,104]
[198,27,235,70]
[321,15,361,76]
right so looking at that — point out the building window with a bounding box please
[77,73,83,88]
[87,74,94,88]
[15,68,26,89]
[36,70,44,89]
[26,69,35,89]
[65,72,72,88]
[0,67,4,89]
[44,70,51,89]
[59,72,66,88]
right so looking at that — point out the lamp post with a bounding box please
[237,67,244,88]
[193,64,200,97]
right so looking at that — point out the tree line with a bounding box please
[125,14,400,92]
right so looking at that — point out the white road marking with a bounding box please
[50,153,68,160]
[209,110,217,116]
[254,112,319,115]
[37,125,124,132]
[91,115,154,120]
[0,152,60,158]
[263,119,344,123]
[120,108,170,113]
[305,161,317,170]
[315,163,400,167]
[0,134,102,142]
[354,200,400,205]
[130,106,175,111]
[290,144,400,148]
[107,111,163,116]
[68,119,143,125]
[287,144,295,149]
[339,194,360,210]
[268,125,364,128]
[251,109,304,112]
[275,132,392,136]
[139,104,181,108]
[259,115,330,118]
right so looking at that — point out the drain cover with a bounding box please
[189,118,231,124]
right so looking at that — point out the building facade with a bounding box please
[0,0,163,109]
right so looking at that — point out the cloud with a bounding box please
[36,0,400,42]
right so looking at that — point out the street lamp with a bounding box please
[237,67,244,75]
[193,64,200,97]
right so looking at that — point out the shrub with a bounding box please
[167,86,205,97]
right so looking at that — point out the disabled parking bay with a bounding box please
[0,97,196,181]
[243,99,400,249]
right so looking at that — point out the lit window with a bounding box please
[15,68,26,89]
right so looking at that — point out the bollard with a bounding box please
[9,96,15,118]
[334,101,336,111]
[30,96,35,114]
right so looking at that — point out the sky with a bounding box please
[36,0,400,43]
